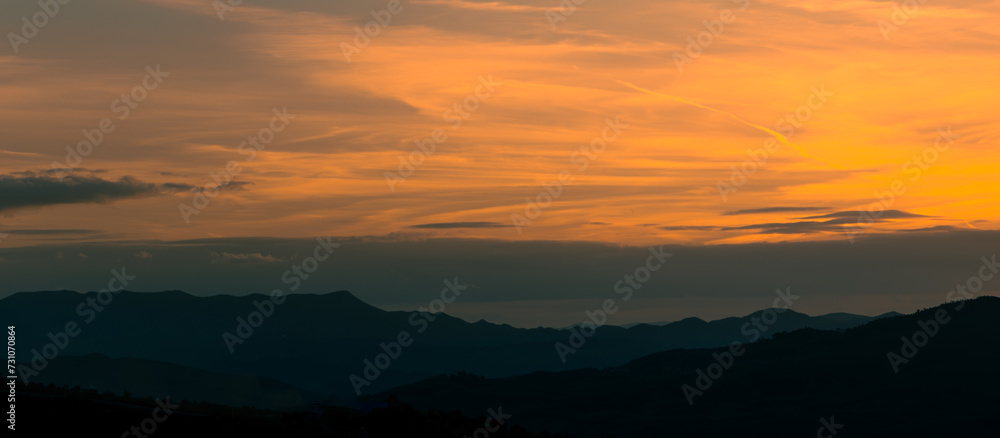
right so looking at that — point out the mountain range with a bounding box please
[1,290,892,406]
[370,296,1000,437]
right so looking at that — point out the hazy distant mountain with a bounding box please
[369,297,1000,437]
[619,320,671,328]
[0,290,890,402]
[813,311,871,323]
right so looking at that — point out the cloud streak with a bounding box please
[0,229,100,235]
[0,174,160,213]
[410,222,515,229]
[723,207,833,216]
[209,252,285,264]
[800,210,928,220]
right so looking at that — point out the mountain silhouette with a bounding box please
[1,290,894,403]
[366,297,1000,437]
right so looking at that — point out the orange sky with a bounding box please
[1,0,998,248]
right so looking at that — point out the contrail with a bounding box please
[613,79,845,170]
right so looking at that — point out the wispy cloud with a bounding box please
[800,210,928,220]
[0,229,100,235]
[723,207,833,216]
[660,210,937,236]
[410,222,515,229]
[411,0,550,12]
[209,252,285,264]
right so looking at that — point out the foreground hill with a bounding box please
[17,383,562,438]
[371,297,1000,437]
[21,354,321,410]
[0,290,885,401]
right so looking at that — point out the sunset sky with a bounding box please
[1,0,998,326]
